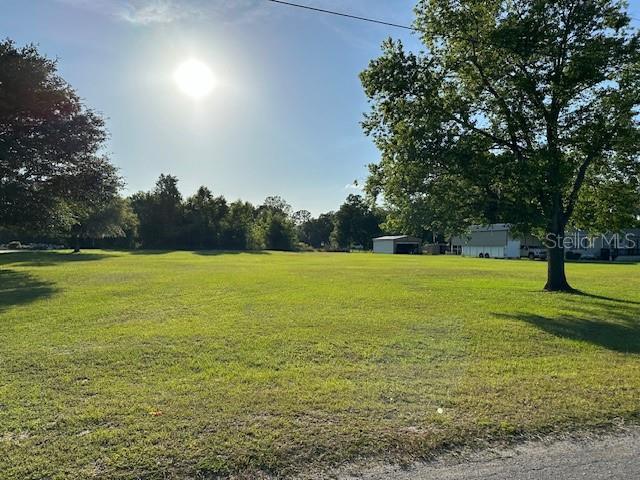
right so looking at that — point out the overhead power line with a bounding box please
[263,0,417,31]
[263,0,640,30]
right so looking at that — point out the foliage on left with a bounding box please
[0,39,124,246]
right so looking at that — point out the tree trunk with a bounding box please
[544,225,573,292]
[73,235,80,253]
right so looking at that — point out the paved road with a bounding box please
[333,428,640,480]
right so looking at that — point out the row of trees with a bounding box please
[128,175,297,250]
[1,171,388,253]
[98,175,384,251]
[0,172,387,252]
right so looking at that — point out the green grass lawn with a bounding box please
[1,251,639,479]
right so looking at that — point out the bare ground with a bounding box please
[308,426,640,480]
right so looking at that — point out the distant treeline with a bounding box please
[2,174,388,251]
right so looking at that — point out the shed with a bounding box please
[373,235,422,254]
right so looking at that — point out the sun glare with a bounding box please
[173,59,216,99]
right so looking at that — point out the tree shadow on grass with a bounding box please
[495,297,640,353]
[566,259,640,265]
[0,251,114,268]
[193,250,271,256]
[129,249,174,255]
[127,249,272,256]
[571,290,640,306]
[0,269,57,313]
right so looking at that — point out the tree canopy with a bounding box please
[0,39,121,234]
[361,0,640,290]
[130,174,184,249]
[331,194,383,249]
[71,197,138,251]
[251,197,298,251]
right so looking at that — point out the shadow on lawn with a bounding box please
[0,269,57,313]
[497,296,640,353]
[127,249,271,256]
[129,249,174,255]
[572,290,640,306]
[0,251,114,267]
[193,250,271,256]
[566,259,640,265]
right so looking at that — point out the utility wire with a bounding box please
[263,0,640,30]
[263,0,417,31]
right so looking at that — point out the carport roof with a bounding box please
[373,236,421,242]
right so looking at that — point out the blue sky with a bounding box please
[2,1,639,215]
[2,0,421,214]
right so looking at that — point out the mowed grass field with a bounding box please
[1,251,639,479]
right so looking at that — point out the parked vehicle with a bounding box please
[521,245,547,260]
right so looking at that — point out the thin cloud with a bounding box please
[55,0,119,15]
[55,0,267,26]
[55,0,190,24]
[120,1,196,25]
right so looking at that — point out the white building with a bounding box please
[372,235,422,254]
[451,224,542,259]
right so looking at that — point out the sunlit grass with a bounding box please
[1,251,639,478]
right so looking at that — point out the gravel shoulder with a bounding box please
[316,427,640,480]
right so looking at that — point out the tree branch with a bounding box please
[467,50,531,159]
[564,152,595,220]
[448,112,513,150]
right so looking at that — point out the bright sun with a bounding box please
[173,59,216,99]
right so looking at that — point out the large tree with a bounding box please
[361,0,640,291]
[297,212,336,248]
[0,40,121,234]
[130,174,184,248]
[251,197,297,251]
[184,186,228,249]
[221,200,256,250]
[331,194,383,249]
[71,197,138,252]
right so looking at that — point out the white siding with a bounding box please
[373,240,395,254]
